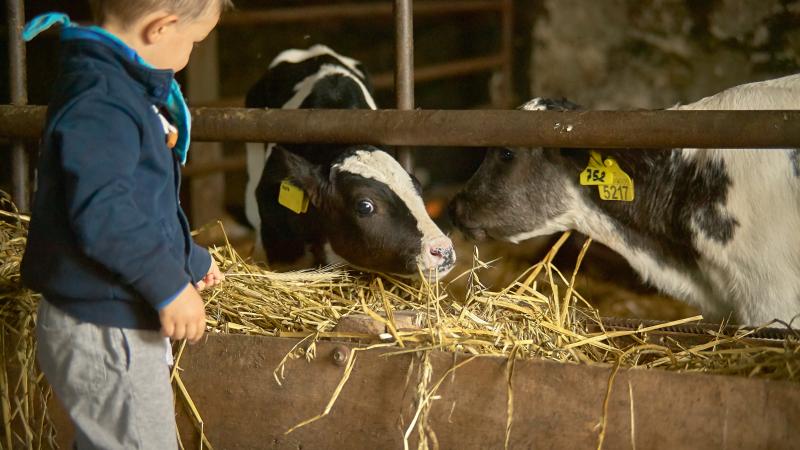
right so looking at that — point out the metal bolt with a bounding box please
[331,345,349,367]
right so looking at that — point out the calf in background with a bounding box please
[245,45,455,280]
[449,74,800,325]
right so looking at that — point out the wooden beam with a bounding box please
[186,30,225,229]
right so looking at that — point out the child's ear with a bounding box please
[141,12,179,45]
[273,146,327,207]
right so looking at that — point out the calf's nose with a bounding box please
[424,235,456,273]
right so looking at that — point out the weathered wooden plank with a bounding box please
[166,334,800,450]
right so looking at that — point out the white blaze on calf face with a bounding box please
[332,149,455,275]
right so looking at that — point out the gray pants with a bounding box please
[36,299,178,450]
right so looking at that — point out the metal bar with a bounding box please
[189,109,800,148]
[7,0,29,211]
[220,0,503,26]
[373,54,505,89]
[3,106,800,149]
[6,0,26,107]
[599,317,798,343]
[0,105,42,138]
[499,0,514,108]
[395,0,415,172]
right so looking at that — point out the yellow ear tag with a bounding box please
[278,180,310,214]
[580,151,614,186]
[580,151,634,202]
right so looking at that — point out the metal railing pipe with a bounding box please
[395,0,415,171]
[7,0,29,211]
[373,54,505,89]
[2,106,799,149]
[220,0,503,25]
[499,0,514,108]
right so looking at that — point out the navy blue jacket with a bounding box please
[21,36,211,330]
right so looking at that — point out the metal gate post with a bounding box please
[7,0,29,211]
[394,0,415,172]
[500,0,514,108]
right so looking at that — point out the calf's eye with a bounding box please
[499,148,515,161]
[356,199,375,216]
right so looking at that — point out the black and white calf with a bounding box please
[449,74,800,325]
[245,45,455,279]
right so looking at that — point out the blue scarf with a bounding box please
[22,13,193,165]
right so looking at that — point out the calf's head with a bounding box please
[449,98,585,243]
[276,145,456,279]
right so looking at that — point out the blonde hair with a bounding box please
[89,0,233,25]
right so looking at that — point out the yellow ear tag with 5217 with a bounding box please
[278,179,309,214]
[579,151,634,202]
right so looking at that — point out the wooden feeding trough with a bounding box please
[38,328,800,449]
[170,333,800,450]
[34,326,800,449]
[2,211,799,450]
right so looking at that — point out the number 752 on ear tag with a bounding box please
[278,180,309,214]
[580,151,614,185]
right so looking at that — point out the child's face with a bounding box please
[145,8,220,72]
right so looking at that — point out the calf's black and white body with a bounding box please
[450,74,800,325]
[245,45,455,279]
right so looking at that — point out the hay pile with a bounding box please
[2,196,799,449]
[204,229,799,376]
[0,200,57,450]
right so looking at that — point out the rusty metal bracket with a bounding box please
[599,316,799,343]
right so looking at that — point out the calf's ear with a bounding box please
[272,145,327,207]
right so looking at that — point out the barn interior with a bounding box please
[7,0,796,321]
[1,1,799,448]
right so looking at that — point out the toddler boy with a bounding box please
[21,0,232,448]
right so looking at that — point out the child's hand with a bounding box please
[159,283,206,343]
[196,259,225,291]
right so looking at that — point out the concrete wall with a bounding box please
[529,0,800,109]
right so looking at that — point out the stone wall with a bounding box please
[529,0,800,109]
